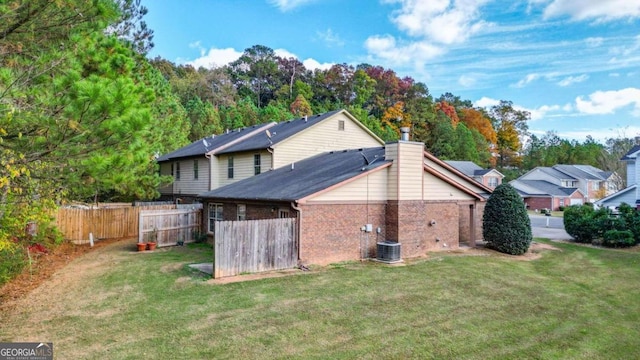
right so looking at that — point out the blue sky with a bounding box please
[143,0,640,143]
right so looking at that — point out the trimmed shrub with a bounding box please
[564,205,598,243]
[617,203,640,244]
[482,184,532,255]
[600,230,635,248]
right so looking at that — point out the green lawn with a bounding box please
[2,239,640,359]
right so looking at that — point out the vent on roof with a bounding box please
[376,241,401,263]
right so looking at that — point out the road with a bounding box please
[529,214,573,241]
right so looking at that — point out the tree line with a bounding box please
[0,0,635,261]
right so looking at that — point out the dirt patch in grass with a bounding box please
[0,237,136,313]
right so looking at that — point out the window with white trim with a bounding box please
[208,203,223,233]
[488,177,499,188]
[237,204,246,220]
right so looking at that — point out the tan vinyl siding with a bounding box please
[272,113,383,168]
[217,151,272,187]
[396,142,424,200]
[423,172,475,200]
[159,158,210,195]
[386,145,399,200]
[307,169,388,202]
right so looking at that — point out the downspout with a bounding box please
[205,153,213,190]
[267,147,274,170]
[291,201,302,264]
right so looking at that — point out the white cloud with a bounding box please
[514,73,541,88]
[303,58,334,70]
[364,35,444,67]
[458,74,477,87]
[268,0,315,12]
[474,97,570,121]
[542,0,640,22]
[557,74,589,87]
[184,47,243,69]
[474,96,500,108]
[556,126,640,142]
[316,28,345,47]
[274,48,298,59]
[527,104,562,121]
[575,88,640,115]
[385,0,491,45]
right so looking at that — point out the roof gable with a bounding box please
[215,109,383,155]
[511,179,582,197]
[553,164,607,180]
[621,145,640,161]
[156,123,273,162]
[200,147,390,201]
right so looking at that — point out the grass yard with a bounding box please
[2,239,640,359]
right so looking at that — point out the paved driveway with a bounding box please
[529,214,573,241]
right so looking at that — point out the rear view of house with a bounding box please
[156,110,384,202]
[200,139,492,266]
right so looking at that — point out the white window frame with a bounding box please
[208,203,223,233]
[237,204,246,220]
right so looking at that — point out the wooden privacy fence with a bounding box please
[56,204,195,244]
[214,218,298,278]
[139,206,203,247]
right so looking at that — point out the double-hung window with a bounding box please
[254,154,261,175]
[208,203,223,233]
[227,156,234,179]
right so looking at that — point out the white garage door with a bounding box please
[570,198,583,205]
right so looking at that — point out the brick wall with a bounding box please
[204,198,486,266]
[458,201,485,246]
[525,197,553,211]
[299,203,386,266]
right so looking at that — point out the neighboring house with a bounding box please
[511,164,617,211]
[156,110,384,202]
[596,142,640,210]
[445,161,504,189]
[200,140,493,266]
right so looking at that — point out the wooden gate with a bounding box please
[139,206,203,247]
[214,218,298,278]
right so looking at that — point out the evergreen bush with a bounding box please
[563,205,598,243]
[601,230,635,248]
[482,184,532,255]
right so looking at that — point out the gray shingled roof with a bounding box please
[553,164,606,180]
[156,123,272,162]
[512,180,579,196]
[444,161,483,177]
[216,110,343,155]
[199,147,389,201]
[538,167,575,179]
[621,145,640,160]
